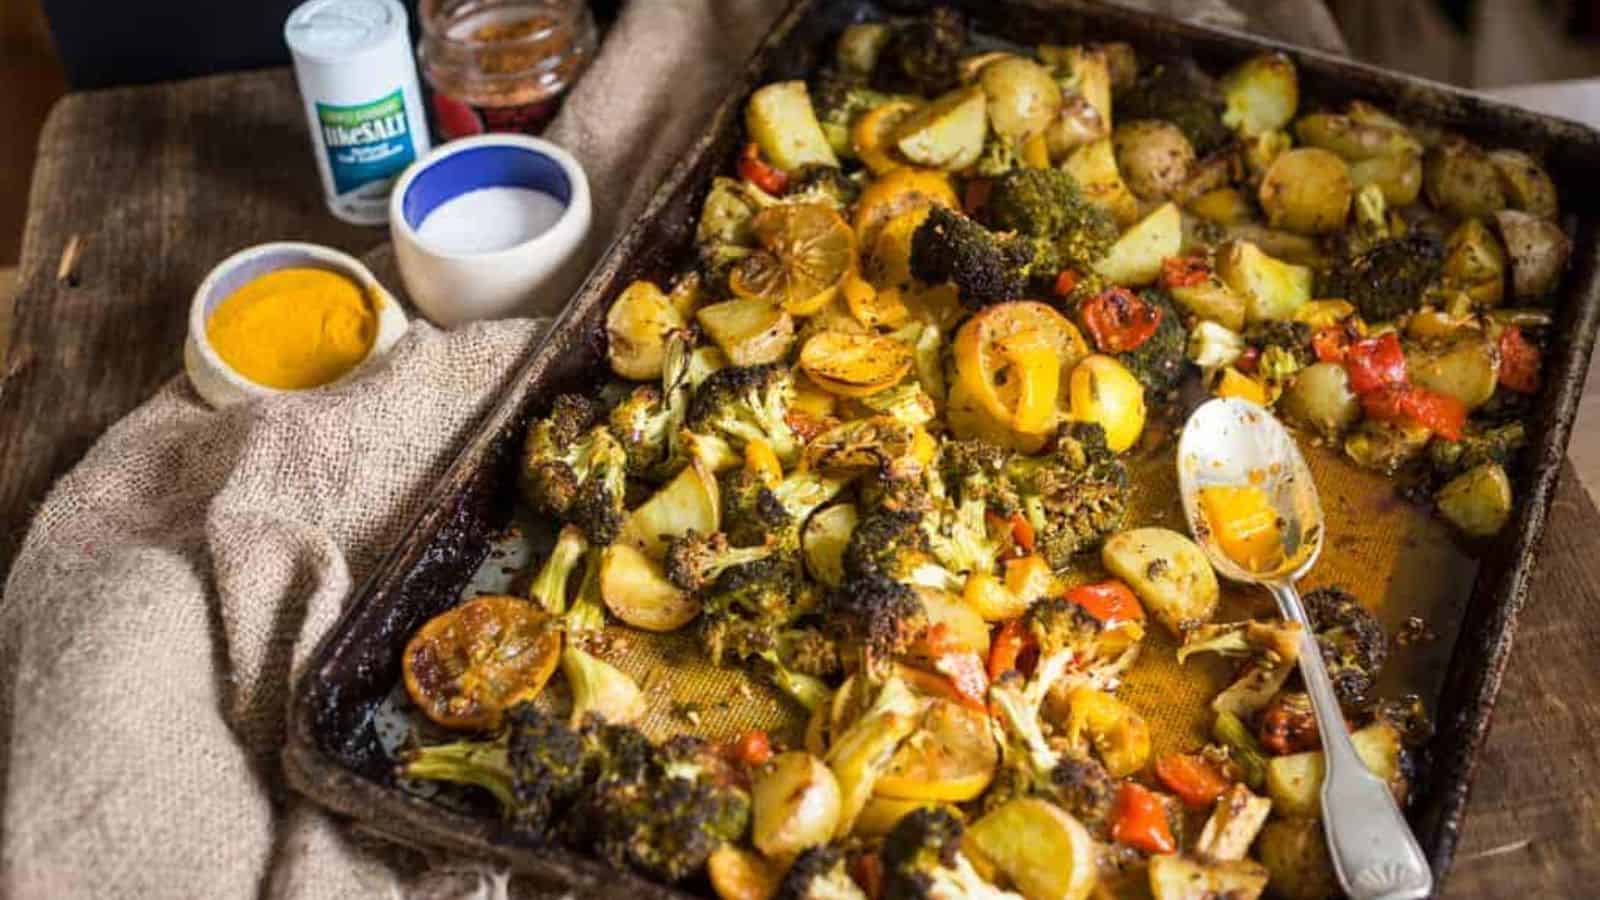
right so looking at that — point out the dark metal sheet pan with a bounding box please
[284,1,1600,895]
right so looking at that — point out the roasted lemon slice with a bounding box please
[948,301,1090,451]
[851,98,921,175]
[852,168,958,251]
[875,699,999,802]
[729,203,855,316]
[402,594,561,731]
[800,331,913,397]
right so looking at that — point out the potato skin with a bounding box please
[1424,138,1507,220]
[1101,527,1220,637]
[1113,120,1197,201]
[1258,147,1353,234]
[1490,148,1559,219]
[1494,208,1572,300]
[978,56,1061,142]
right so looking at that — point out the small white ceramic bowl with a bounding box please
[184,242,410,408]
[388,134,592,326]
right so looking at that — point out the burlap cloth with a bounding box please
[0,2,1343,897]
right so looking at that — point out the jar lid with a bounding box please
[285,0,408,62]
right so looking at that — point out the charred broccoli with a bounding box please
[843,507,964,593]
[985,675,1117,830]
[826,572,929,682]
[521,394,628,543]
[568,722,750,883]
[529,524,588,616]
[718,466,849,550]
[696,556,832,709]
[1007,423,1130,568]
[664,529,779,593]
[1117,61,1231,155]
[1427,421,1525,482]
[398,704,589,840]
[1321,235,1445,322]
[687,363,802,465]
[1115,289,1190,399]
[911,206,1059,307]
[608,331,694,478]
[871,6,966,97]
[880,805,1012,900]
[985,168,1119,271]
[776,844,868,900]
[939,437,1022,512]
[1304,587,1389,710]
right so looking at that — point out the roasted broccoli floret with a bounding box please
[939,437,1021,512]
[398,704,588,840]
[1321,235,1445,322]
[871,6,966,97]
[843,507,964,593]
[1006,423,1129,568]
[1304,587,1389,711]
[696,555,831,709]
[826,572,929,682]
[565,547,608,635]
[1116,289,1190,399]
[911,206,1060,308]
[1426,421,1525,482]
[719,467,849,550]
[568,722,749,883]
[880,805,1014,900]
[664,529,779,593]
[529,524,588,616]
[985,168,1119,270]
[686,363,802,465]
[1176,619,1304,717]
[1242,320,1314,364]
[522,394,628,543]
[608,330,695,479]
[789,163,861,209]
[1117,61,1232,155]
[985,676,1117,831]
[1020,597,1141,696]
[776,844,868,900]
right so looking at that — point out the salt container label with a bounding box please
[316,90,417,195]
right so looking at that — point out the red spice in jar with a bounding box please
[419,0,596,139]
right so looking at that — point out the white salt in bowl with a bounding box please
[389,134,592,326]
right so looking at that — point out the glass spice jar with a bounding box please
[418,0,596,140]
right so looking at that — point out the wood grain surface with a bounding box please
[2,65,1597,899]
[0,69,380,568]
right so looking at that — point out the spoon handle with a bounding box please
[1267,582,1433,900]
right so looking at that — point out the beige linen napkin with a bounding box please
[0,2,1343,898]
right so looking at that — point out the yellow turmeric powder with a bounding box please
[205,267,378,390]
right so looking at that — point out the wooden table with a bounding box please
[3,67,1597,899]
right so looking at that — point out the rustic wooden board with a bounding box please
[4,64,1599,899]
[0,69,379,568]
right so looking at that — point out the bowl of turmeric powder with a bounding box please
[184,242,410,408]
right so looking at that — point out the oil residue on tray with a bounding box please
[396,429,1477,761]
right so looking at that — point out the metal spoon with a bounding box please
[1176,397,1432,900]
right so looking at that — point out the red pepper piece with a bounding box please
[1081,287,1164,353]
[737,142,789,195]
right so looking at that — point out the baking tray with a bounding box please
[284,1,1600,895]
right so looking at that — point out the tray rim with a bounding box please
[285,1,1600,895]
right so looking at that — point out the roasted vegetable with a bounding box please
[562,643,646,727]
[985,676,1119,828]
[1063,137,1140,227]
[601,542,702,632]
[985,168,1119,270]
[752,751,843,861]
[1265,721,1405,818]
[402,596,561,732]
[1216,240,1313,324]
[521,394,629,543]
[1494,208,1572,301]
[1094,202,1183,287]
[1117,60,1231,155]
[698,298,798,367]
[1259,147,1352,235]
[872,6,966,97]
[1281,361,1361,438]
[978,56,1061,142]
[1320,234,1444,322]
[1424,137,1507,220]
[1102,527,1220,637]
[1304,586,1388,711]
[773,845,867,900]
[398,703,589,838]
[893,85,989,171]
[967,797,1098,900]
[1489,148,1559,219]
[747,81,841,173]
[1114,121,1196,201]
[1147,853,1269,900]
[1220,52,1299,137]
[880,805,1017,899]
[825,677,926,834]
[1436,462,1513,537]
[1067,355,1148,454]
[1256,818,1340,900]
[1441,218,1508,309]
[608,280,688,381]
[1114,288,1190,399]
[910,205,1058,307]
